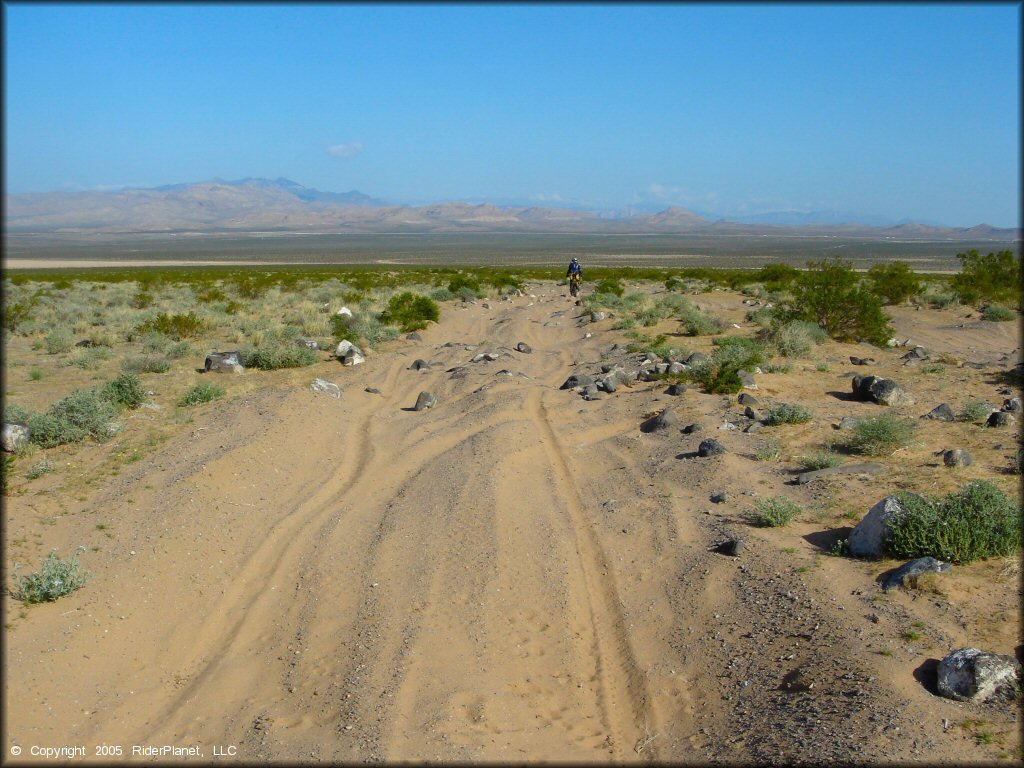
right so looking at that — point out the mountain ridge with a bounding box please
[4,178,1020,240]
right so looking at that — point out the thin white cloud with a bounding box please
[327,141,363,158]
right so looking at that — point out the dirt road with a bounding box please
[4,284,1019,763]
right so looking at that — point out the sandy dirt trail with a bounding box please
[4,283,1019,764]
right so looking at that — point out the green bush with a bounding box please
[711,336,766,369]
[743,496,802,527]
[754,441,782,461]
[797,451,842,471]
[867,262,922,305]
[757,263,800,291]
[379,292,439,333]
[951,249,1022,305]
[677,305,725,336]
[446,274,481,297]
[28,389,119,447]
[593,278,624,297]
[178,382,224,407]
[101,372,147,409]
[763,403,813,426]
[136,311,206,340]
[980,304,1017,322]
[959,398,993,423]
[44,328,74,354]
[845,414,914,456]
[886,481,1021,563]
[782,260,893,346]
[769,319,827,357]
[11,547,90,604]
[122,354,171,374]
[241,344,318,370]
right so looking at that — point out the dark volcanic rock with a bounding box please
[881,557,951,591]
[921,403,956,422]
[936,648,1021,702]
[413,391,437,411]
[697,438,727,457]
[942,449,972,467]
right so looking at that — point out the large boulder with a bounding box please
[848,494,922,558]
[936,648,1021,702]
[2,422,30,453]
[335,340,365,366]
[205,351,243,373]
[852,375,913,406]
[942,449,972,467]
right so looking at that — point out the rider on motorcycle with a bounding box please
[566,257,583,296]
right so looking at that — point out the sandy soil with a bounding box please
[3,283,1020,764]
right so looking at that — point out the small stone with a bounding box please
[515,342,532,354]
[710,490,728,503]
[405,332,423,341]
[413,392,437,411]
[666,383,687,396]
[682,423,704,434]
[310,379,341,399]
[737,393,760,407]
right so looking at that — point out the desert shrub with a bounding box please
[763,403,813,426]
[782,260,893,346]
[101,372,147,409]
[920,363,945,374]
[757,263,800,291]
[886,481,1022,563]
[761,362,792,374]
[379,292,439,333]
[959,398,993,423]
[26,459,54,480]
[429,288,457,302]
[797,451,842,471]
[446,274,481,297]
[241,344,318,370]
[3,298,39,332]
[711,336,766,369]
[922,285,959,308]
[687,360,743,395]
[29,367,43,381]
[745,306,777,326]
[743,496,801,527]
[665,275,686,291]
[10,547,90,604]
[867,262,922,305]
[483,272,525,293]
[677,305,725,336]
[68,346,114,369]
[951,249,1022,305]
[613,316,637,331]
[754,441,782,461]
[27,389,120,447]
[980,304,1017,322]
[44,328,74,354]
[136,311,206,340]
[634,303,672,327]
[769,319,827,358]
[594,278,624,297]
[178,382,224,407]
[196,285,228,304]
[845,414,914,456]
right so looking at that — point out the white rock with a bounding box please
[2,422,30,452]
[848,495,920,558]
[336,307,353,317]
[310,379,341,398]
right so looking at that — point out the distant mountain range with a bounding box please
[4,177,1019,241]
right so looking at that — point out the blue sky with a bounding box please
[4,2,1020,227]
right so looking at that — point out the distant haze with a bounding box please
[4,5,1020,228]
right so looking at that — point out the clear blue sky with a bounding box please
[4,2,1020,227]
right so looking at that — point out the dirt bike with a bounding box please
[569,272,582,297]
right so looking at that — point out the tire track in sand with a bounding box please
[525,389,653,758]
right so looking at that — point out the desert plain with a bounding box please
[2,262,1021,765]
